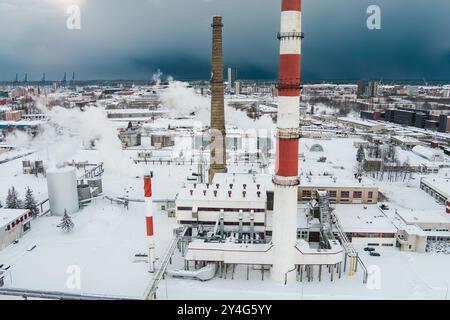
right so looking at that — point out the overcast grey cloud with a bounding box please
[0,0,449,81]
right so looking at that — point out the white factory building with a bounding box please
[176,173,398,248]
[0,209,32,250]
[176,174,268,238]
[420,177,450,214]
[332,205,397,247]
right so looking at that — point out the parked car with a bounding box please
[370,252,381,257]
[364,247,375,252]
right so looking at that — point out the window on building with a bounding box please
[368,192,373,199]
[341,191,350,198]
[329,191,337,198]
[177,207,193,211]
[353,191,363,199]
[302,190,312,198]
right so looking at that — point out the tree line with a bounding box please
[0,186,39,217]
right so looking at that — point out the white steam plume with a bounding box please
[159,79,275,130]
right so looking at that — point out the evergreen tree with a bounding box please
[60,210,75,233]
[24,187,39,217]
[6,187,22,209]
[356,145,366,163]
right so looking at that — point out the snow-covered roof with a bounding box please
[333,205,397,233]
[0,209,30,229]
[397,209,450,226]
[338,117,385,128]
[177,181,266,203]
[300,175,378,189]
[421,177,450,199]
[412,145,445,161]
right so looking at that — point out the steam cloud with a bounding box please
[7,99,143,177]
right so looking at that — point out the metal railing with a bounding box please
[143,226,188,300]
[0,288,137,300]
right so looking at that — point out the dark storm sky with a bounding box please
[0,0,449,81]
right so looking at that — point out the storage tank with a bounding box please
[46,166,79,216]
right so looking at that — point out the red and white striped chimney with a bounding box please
[271,0,303,284]
[144,175,156,273]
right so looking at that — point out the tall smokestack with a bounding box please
[208,16,227,183]
[271,0,303,284]
[144,175,156,273]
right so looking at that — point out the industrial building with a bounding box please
[119,129,142,148]
[298,177,379,204]
[227,67,237,91]
[395,209,450,253]
[420,177,450,212]
[412,145,445,162]
[175,174,267,238]
[438,114,450,133]
[384,108,450,133]
[171,7,372,286]
[0,209,32,250]
[337,117,385,133]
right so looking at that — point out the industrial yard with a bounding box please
[1,0,450,302]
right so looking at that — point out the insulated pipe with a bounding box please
[220,209,225,238]
[271,0,303,285]
[238,210,244,241]
[250,210,255,244]
[144,175,156,273]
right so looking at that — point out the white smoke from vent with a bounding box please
[8,98,142,177]
[160,81,210,123]
[47,107,142,176]
[159,79,275,130]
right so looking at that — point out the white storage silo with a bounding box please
[46,166,79,216]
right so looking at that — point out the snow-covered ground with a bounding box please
[1,132,449,300]
[158,243,450,300]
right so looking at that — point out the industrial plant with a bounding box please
[0,0,449,302]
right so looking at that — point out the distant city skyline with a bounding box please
[0,0,449,81]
